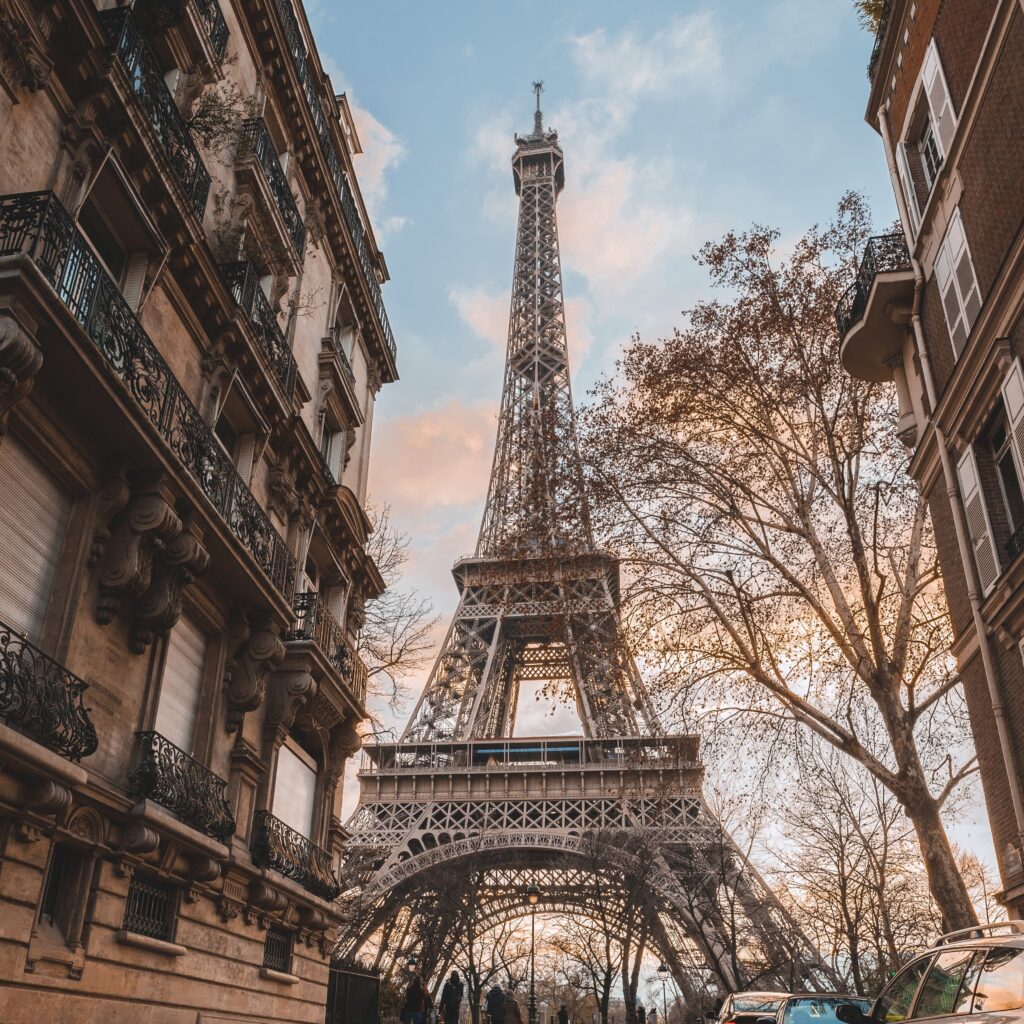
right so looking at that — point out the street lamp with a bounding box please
[655,962,671,1019]
[527,884,541,1024]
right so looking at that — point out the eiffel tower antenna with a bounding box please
[338,91,833,995]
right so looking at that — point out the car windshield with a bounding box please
[782,998,872,1024]
[734,998,786,1013]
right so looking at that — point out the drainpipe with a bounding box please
[877,106,1024,861]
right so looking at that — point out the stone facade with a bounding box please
[840,0,1024,915]
[0,0,394,1017]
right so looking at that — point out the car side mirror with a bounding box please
[835,1005,867,1024]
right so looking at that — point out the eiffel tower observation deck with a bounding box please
[338,86,833,996]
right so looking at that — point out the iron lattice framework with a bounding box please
[338,88,832,995]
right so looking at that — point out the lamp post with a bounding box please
[528,884,541,1024]
[658,963,670,1024]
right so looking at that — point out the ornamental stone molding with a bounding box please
[0,312,42,433]
[0,0,53,97]
[263,656,317,747]
[94,475,210,650]
[224,608,285,732]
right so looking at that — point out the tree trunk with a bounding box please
[903,784,977,931]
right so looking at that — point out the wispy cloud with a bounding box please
[449,285,509,347]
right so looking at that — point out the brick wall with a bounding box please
[935,0,999,111]
[957,7,1024,300]
[886,0,941,136]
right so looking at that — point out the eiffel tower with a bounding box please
[338,86,832,998]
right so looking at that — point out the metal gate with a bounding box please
[326,961,380,1024]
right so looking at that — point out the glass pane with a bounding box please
[783,998,872,1024]
[974,949,1024,1013]
[877,958,932,1023]
[915,950,979,1018]
[273,742,317,839]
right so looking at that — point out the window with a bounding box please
[988,414,1024,537]
[154,615,208,753]
[263,926,293,973]
[272,738,318,839]
[123,875,177,941]
[212,383,261,484]
[918,119,941,192]
[876,956,932,1023]
[75,164,155,310]
[935,208,982,357]
[0,436,71,640]
[914,949,982,1018]
[974,948,1024,1013]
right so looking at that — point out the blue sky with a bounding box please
[310,0,995,863]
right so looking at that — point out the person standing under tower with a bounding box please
[440,970,464,1023]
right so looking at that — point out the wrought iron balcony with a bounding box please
[0,192,296,598]
[129,731,235,842]
[867,0,894,80]
[286,592,368,702]
[221,261,298,397]
[327,326,356,386]
[1008,523,1024,563]
[237,118,306,256]
[194,0,229,60]
[251,810,340,900]
[835,233,912,340]
[272,0,396,365]
[0,620,98,762]
[98,7,211,219]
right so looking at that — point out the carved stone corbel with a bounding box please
[0,312,42,434]
[89,465,131,566]
[131,519,209,652]
[267,465,300,522]
[343,426,357,470]
[95,476,181,626]
[224,608,285,732]
[20,778,73,818]
[0,0,53,96]
[263,659,316,748]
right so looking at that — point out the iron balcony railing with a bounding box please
[0,192,296,598]
[129,731,235,842]
[867,0,894,80]
[0,620,98,762]
[193,0,229,60]
[98,7,211,219]
[286,593,367,702]
[834,232,911,340]
[271,0,396,365]
[221,260,298,397]
[1008,523,1024,562]
[237,118,306,256]
[251,810,341,900]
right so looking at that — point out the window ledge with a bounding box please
[260,966,299,985]
[115,929,186,957]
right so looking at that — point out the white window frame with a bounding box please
[935,208,982,358]
[956,445,1000,596]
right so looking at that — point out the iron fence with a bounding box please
[123,874,177,940]
[193,0,229,59]
[98,7,211,218]
[221,260,298,397]
[129,731,235,842]
[0,191,296,598]
[834,232,911,340]
[250,809,341,900]
[237,118,306,256]
[0,620,98,762]
[263,925,293,972]
[326,962,380,1024]
[286,593,367,702]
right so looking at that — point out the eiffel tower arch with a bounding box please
[337,86,834,997]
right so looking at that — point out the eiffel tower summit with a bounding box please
[338,85,831,995]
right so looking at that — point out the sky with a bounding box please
[300,0,997,866]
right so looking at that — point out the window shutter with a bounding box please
[154,615,207,752]
[273,741,318,839]
[0,437,71,640]
[956,445,1000,596]
[923,39,956,156]
[896,143,921,235]
[936,209,982,357]
[1002,360,1024,488]
[235,433,257,485]
[121,252,149,311]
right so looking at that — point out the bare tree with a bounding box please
[361,504,439,723]
[583,193,978,929]
[550,917,621,1024]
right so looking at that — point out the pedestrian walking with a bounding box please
[638,1006,647,1024]
[502,993,524,1023]
[401,974,431,1024]
[440,970,464,1023]
[486,984,506,1024]
[558,1006,569,1024]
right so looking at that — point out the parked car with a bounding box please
[835,922,1024,1024]
[762,995,872,1024]
[716,992,791,1024]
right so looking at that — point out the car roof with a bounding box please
[782,995,869,1001]
[731,993,791,999]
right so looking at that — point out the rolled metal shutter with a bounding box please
[0,437,71,640]
[273,740,318,839]
[154,615,208,753]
